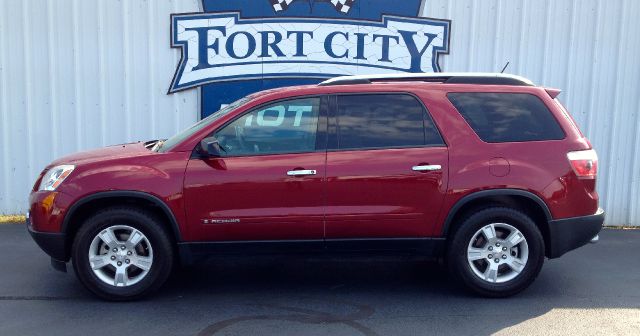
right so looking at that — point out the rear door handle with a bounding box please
[287,169,317,176]
[412,164,442,172]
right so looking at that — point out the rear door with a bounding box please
[324,93,448,239]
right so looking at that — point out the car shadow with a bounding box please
[2,225,638,336]
[152,228,638,335]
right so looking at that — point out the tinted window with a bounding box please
[214,97,320,156]
[448,93,565,142]
[336,94,443,150]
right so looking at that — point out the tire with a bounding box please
[71,207,175,301]
[447,207,544,297]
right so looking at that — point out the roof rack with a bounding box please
[318,72,535,87]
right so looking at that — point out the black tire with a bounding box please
[71,207,175,301]
[447,207,545,297]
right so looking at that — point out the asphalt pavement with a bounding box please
[0,223,638,336]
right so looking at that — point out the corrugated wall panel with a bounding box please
[425,0,640,226]
[1,0,639,226]
[0,0,200,214]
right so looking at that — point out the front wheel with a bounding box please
[71,207,174,301]
[447,207,545,297]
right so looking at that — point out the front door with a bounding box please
[183,96,327,241]
[324,93,449,239]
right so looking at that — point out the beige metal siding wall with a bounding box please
[424,0,640,226]
[0,0,200,214]
[1,0,639,226]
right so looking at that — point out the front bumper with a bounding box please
[27,216,69,262]
[547,208,604,258]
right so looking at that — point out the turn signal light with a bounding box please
[567,149,598,178]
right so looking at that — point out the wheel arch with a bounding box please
[62,191,183,251]
[442,189,552,256]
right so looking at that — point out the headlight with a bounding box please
[38,165,75,191]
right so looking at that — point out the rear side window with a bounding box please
[336,94,444,150]
[447,93,565,142]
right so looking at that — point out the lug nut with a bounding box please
[488,254,493,259]
[125,259,130,264]
[494,258,499,263]
[488,246,493,251]
[502,255,507,259]
[117,262,122,266]
[110,256,116,260]
[496,243,501,247]
[127,251,132,256]
[502,247,507,251]
[112,248,117,252]
[121,246,126,250]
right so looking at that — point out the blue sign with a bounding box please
[169,0,451,118]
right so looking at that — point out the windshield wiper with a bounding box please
[151,139,167,152]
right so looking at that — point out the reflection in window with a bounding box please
[336,94,443,150]
[448,93,565,142]
[214,98,320,156]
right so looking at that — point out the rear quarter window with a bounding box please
[447,92,565,143]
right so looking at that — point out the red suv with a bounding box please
[28,73,603,300]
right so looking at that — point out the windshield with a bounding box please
[155,97,250,152]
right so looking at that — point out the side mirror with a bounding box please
[199,137,225,157]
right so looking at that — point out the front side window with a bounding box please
[335,94,443,150]
[214,97,320,156]
[448,92,565,142]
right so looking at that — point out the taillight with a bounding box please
[567,149,598,178]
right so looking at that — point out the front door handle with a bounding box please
[287,169,317,176]
[412,164,442,172]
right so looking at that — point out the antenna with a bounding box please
[500,62,510,73]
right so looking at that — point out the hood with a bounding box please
[48,142,154,168]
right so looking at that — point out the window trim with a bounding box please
[197,95,328,158]
[446,91,567,144]
[327,92,447,152]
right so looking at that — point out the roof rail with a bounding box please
[318,72,535,87]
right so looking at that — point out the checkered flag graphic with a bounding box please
[330,0,355,13]
[270,0,295,12]
[270,0,356,14]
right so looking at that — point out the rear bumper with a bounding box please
[547,208,604,258]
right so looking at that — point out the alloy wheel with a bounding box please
[466,223,529,284]
[88,225,153,287]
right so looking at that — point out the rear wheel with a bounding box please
[71,207,174,301]
[447,207,545,297]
